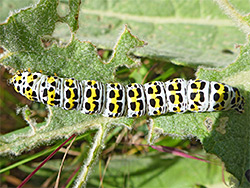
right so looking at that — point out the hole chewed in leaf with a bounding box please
[57,0,70,17]
[203,117,213,132]
[216,117,229,134]
[52,22,72,45]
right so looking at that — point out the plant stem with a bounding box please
[74,124,109,188]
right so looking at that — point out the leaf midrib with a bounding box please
[81,9,234,26]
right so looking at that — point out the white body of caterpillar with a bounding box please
[11,71,245,118]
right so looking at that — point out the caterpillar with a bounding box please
[11,71,245,118]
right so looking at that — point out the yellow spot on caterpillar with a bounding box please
[111,89,120,113]
[24,88,34,101]
[66,79,74,87]
[173,95,180,105]
[67,88,76,109]
[87,88,97,112]
[174,106,181,112]
[193,92,201,102]
[156,110,161,115]
[235,90,240,105]
[12,74,22,84]
[27,73,38,85]
[149,84,161,108]
[216,84,225,103]
[47,76,55,84]
[170,83,179,96]
[87,80,96,86]
[215,105,224,111]
[172,82,179,90]
[191,103,199,111]
[131,88,141,112]
[47,89,56,106]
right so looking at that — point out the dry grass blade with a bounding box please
[54,135,77,188]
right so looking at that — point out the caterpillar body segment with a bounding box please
[102,83,126,117]
[63,78,82,111]
[11,71,245,118]
[143,81,168,116]
[165,78,187,113]
[126,83,147,117]
[40,75,64,107]
[81,80,104,115]
[187,79,210,112]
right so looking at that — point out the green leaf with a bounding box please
[88,154,224,188]
[75,0,246,68]
[0,0,59,53]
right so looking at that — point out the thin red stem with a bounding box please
[62,165,81,188]
[18,134,76,188]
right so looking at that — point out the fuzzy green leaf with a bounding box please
[75,0,246,68]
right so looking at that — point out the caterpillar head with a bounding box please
[11,70,24,94]
[11,71,42,101]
